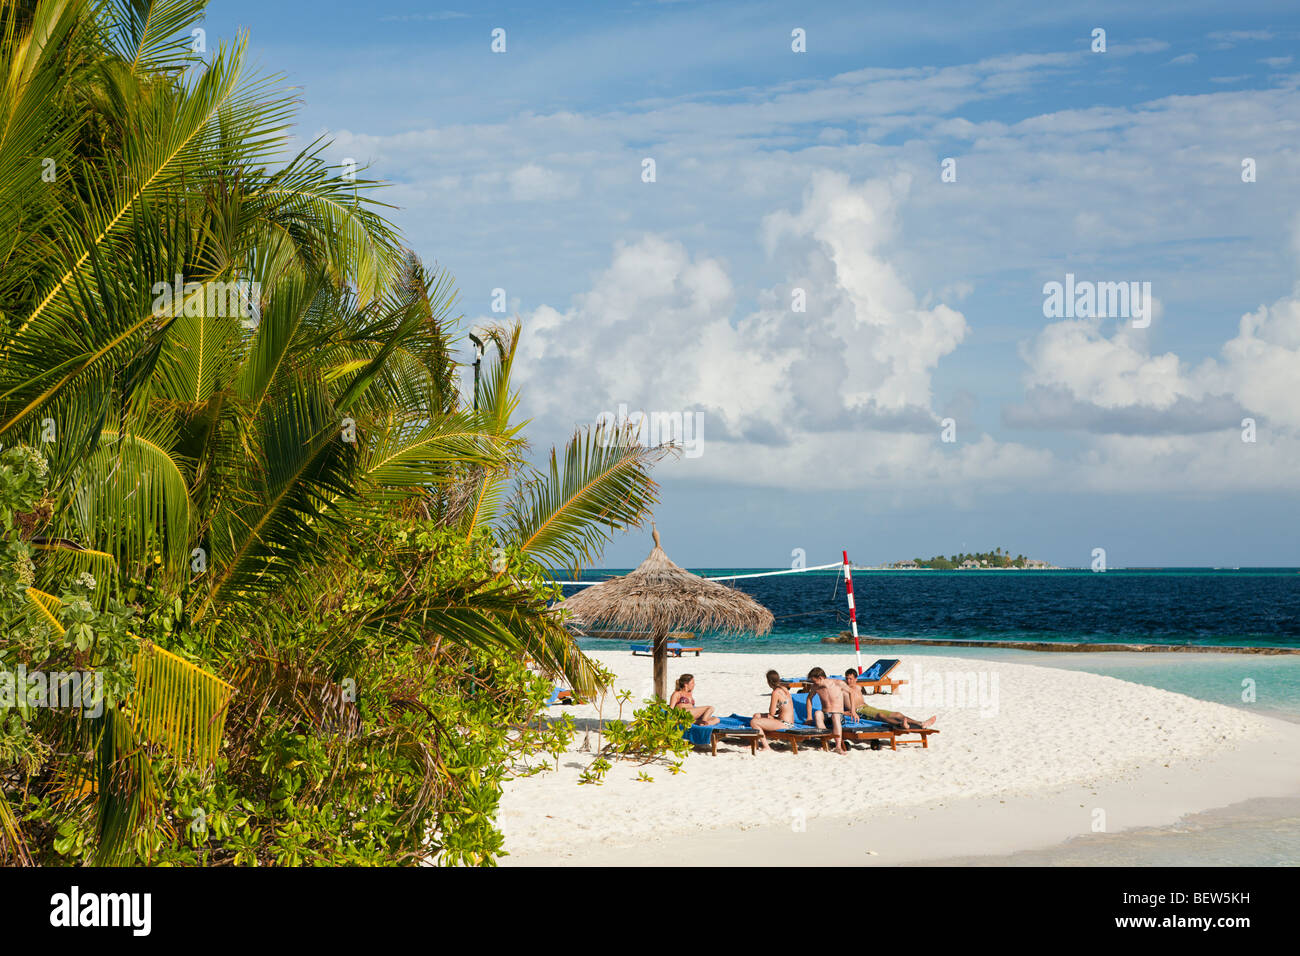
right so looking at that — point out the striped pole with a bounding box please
[843,550,861,670]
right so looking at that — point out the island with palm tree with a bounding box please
[874,549,1057,570]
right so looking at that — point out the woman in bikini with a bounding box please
[668,674,719,726]
[749,669,796,751]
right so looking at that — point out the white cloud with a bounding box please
[502,173,1036,491]
[1011,267,1300,490]
[1021,282,1300,430]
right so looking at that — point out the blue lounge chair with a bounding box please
[543,685,580,706]
[631,642,702,657]
[780,659,907,694]
[680,714,761,755]
[763,692,909,752]
[856,658,907,694]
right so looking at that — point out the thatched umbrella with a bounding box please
[560,524,774,699]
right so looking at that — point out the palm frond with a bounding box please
[25,586,64,631]
[67,426,193,575]
[126,641,235,764]
[103,0,208,75]
[0,789,33,866]
[504,424,672,574]
[362,576,603,698]
[94,641,235,864]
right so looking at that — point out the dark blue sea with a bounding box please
[566,568,1300,650]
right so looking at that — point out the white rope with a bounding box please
[552,562,843,586]
[704,563,842,580]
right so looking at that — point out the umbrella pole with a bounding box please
[653,627,669,700]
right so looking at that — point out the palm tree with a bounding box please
[0,0,664,863]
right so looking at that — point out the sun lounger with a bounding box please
[856,658,907,694]
[771,692,936,751]
[631,642,703,657]
[754,693,832,753]
[543,685,581,705]
[779,659,908,695]
[680,714,762,755]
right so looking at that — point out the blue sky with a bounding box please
[204,0,1300,567]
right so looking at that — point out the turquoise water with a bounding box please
[922,797,1300,867]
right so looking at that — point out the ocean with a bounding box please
[571,567,1300,649]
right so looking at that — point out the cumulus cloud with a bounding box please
[1005,274,1300,490]
[502,173,1053,490]
[1015,282,1300,431]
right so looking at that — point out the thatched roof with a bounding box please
[560,525,774,637]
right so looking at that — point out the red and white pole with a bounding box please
[843,550,861,670]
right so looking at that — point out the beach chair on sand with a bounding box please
[842,720,939,750]
[544,685,583,706]
[758,693,833,753]
[771,693,938,752]
[681,715,762,755]
[779,659,907,695]
[631,641,703,657]
[856,659,907,695]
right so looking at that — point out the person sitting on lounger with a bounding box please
[844,668,936,730]
[669,674,719,725]
[748,669,798,751]
[807,667,849,754]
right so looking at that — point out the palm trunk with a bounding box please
[653,626,669,700]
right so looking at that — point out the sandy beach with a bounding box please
[500,650,1300,865]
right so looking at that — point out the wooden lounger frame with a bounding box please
[858,677,907,695]
[705,731,760,755]
[844,726,938,750]
[696,726,939,754]
[763,726,939,752]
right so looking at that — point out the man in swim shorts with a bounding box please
[844,668,936,730]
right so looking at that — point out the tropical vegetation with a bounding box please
[0,0,662,865]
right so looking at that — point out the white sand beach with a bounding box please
[500,650,1300,865]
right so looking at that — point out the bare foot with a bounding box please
[921,716,936,729]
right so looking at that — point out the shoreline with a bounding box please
[501,649,1300,866]
[821,634,1300,654]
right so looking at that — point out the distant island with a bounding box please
[861,549,1059,570]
